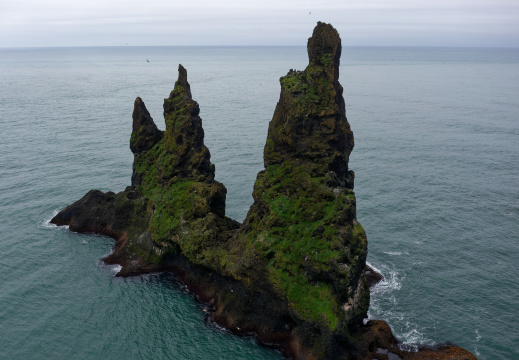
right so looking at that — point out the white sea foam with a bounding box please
[398,326,434,351]
[98,250,122,276]
[100,260,122,276]
[474,347,480,357]
[367,262,403,295]
[398,342,419,352]
[41,210,58,227]
[383,251,409,256]
[109,264,122,275]
[366,261,383,275]
[367,262,403,321]
[41,210,69,229]
[367,261,435,351]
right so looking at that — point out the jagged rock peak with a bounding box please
[307,21,342,80]
[175,64,192,99]
[162,64,214,180]
[130,97,163,154]
[263,22,354,188]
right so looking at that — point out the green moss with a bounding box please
[352,223,367,257]
[131,132,237,272]
[124,49,364,340]
[276,64,337,117]
[241,161,364,330]
[269,267,339,330]
[320,53,332,66]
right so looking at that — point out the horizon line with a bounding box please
[2,44,518,50]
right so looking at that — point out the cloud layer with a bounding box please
[1,0,518,47]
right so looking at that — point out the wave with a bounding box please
[382,251,410,256]
[108,264,122,275]
[367,261,434,350]
[367,261,402,294]
[397,325,434,352]
[41,210,69,229]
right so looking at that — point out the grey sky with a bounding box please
[1,0,518,47]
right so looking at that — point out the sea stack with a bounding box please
[236,21,369,357]
[51,22,477,360]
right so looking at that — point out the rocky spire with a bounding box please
[307,21,342,82]
[130,97,163,154]
[162,64,214,180]
[264,21,354,188]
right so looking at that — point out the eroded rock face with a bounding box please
[163,64,214,181]
[264,22,354,189]
[130,97,163,154]
[50,22,477,360]
[53,65,237,276]
[236,22,369,357]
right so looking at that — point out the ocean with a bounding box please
[0,45,517,359]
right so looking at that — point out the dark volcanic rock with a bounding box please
[51,22,477,360]
[264,21,354,189]
[364,265,384,288]
[234,22,369,358]
[162,64,214,181]
[130,97,163,154]
[50,186,160,275]
[351,320,477,360]
[52,65,237,276]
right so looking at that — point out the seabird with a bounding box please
[147,59,150,62]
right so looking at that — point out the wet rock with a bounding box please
[365,265,384,288]
[351,320,477,360]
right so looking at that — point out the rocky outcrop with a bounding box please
[130,97,163,154]
[264,22,354,189]
[351,320,477,360]
[51,22,476,360]
[162,64,215,181]
[236,21,369,357]
[54,64,238,276]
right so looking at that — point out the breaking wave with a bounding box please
[367,261,433,350]
[41,210,69,229]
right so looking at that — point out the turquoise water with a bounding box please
[0,46,517,359]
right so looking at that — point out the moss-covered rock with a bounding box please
[50,22,477,360]
[235,23,369,354]
[265,22,354,189]
[130,97,163,154]
[162,64,214,181]
[51,22,367,358]
[53,64,238,276]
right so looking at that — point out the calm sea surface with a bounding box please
[0,46,517,359]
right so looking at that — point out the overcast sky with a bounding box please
[1,0,518,48]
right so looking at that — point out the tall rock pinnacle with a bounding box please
[264,21,354,188]
[240,23,368,348]
[163,64,214,180]
[130,97,163,154]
